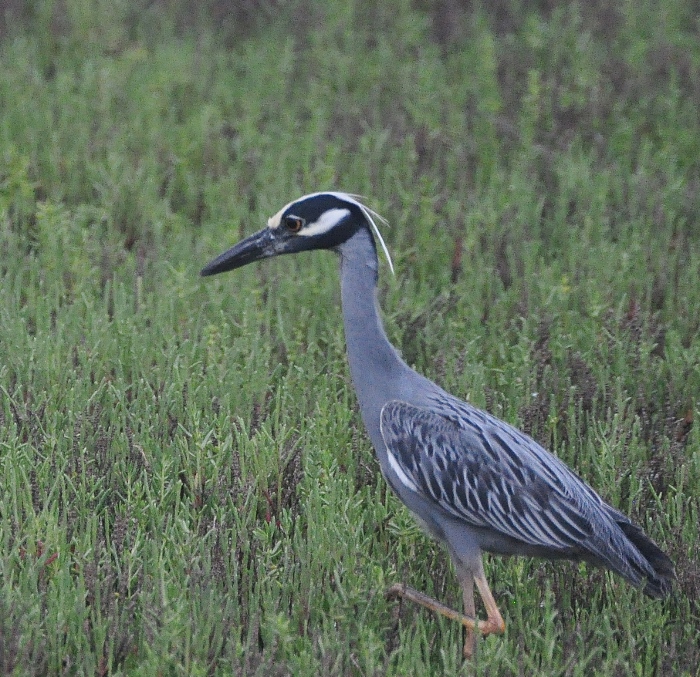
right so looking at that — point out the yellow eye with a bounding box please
[284,215,304,232]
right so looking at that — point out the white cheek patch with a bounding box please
[298,208,351,237]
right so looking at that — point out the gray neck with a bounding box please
[337,228,411,454]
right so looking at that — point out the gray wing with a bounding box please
[379,399,628,563]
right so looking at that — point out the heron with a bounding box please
[201,191,674,657]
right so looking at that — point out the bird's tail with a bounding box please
[616,520,676,599]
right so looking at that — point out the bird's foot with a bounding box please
[385,583,479,629]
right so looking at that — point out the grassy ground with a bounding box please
[1,1,699,674]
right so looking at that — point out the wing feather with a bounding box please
[380,400,597,555]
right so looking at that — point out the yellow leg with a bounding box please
[385,583,479,630]
[474,572,506,636]
[461,572,476,658]
[385,571,505,660]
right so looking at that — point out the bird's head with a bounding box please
[201,191,393,276]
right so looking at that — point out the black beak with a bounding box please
[200,228,276,276]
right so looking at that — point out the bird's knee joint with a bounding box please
[384,583,405,600]
[489,618,506,635]
[478,618,506,636]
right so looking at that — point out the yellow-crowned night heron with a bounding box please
[201,192,674,657]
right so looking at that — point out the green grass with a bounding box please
[1,1,699,674]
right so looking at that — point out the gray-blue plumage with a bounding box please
[201,191,674,655]
[380,398,671,598]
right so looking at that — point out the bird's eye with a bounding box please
[284,215,304,233]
